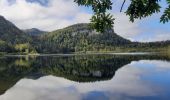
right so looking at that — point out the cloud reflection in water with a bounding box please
[1,60,170,100]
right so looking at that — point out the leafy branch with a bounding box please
[74,0,170,32]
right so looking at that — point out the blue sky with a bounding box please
[1,0,170,42]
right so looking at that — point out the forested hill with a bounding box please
[23,28,47,36]
[0,16,31,44]
[32,23,170,53]
[0,15,170,54]
[36,23,131,53]
[0,16,34,53]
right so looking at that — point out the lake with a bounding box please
[0,54,170,100]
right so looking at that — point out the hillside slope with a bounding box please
[0,15,169,54]
[37,23,131,53]
[23,28,47,36]
[0,16,35,53]
[0,16,31,44]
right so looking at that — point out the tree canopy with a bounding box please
[74,0,170,32]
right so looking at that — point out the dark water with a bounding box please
[0,54,170,100]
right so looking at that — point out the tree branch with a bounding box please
[120,0,126,12]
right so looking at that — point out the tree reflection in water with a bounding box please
[0,54,170,95]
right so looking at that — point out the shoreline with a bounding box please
[3,52,158,57]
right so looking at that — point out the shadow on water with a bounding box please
[0,54,170,95]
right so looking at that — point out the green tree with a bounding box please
[0,40,13,53]
[74,0,170,32]
[15,43,37,54]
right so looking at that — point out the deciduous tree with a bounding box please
[74,0,170,32]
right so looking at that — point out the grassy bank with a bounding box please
[0,52,6,56]
[74,46,170,54]
[2,46,170,56]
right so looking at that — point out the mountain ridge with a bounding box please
[0,15,170,54]
[38,23,131,53]
[0,15,31,44]
[23,28,47,36]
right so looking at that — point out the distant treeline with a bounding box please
[0,15,170,54]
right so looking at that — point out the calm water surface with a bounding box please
[0,54,170,100]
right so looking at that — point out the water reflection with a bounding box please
[0,54,170,100]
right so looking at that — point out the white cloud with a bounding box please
[2,60,170,100]
[0,0,91,31]
[136,34,170,42]
[154,33,170,41]
[111,0,170,41]
[0,0,141,39]
[0,0,170,42]
[110,0,142,40]
[114,13,141,40]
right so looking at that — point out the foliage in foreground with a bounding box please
[74,0,170,32]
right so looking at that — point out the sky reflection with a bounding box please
[1,60,170,100]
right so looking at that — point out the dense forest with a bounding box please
[0,15,170,54]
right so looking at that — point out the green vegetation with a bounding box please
[0,16,36,54]
[0,16,170,54]
[74,0,170,32]
[14,43,37,54]
[0,16,31,44]
[74,0,114,32]
[36,23,170,54]
[0,54,170,94]
[0,40,11,53]
[23,28,47,36]
[37,23,131,53]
